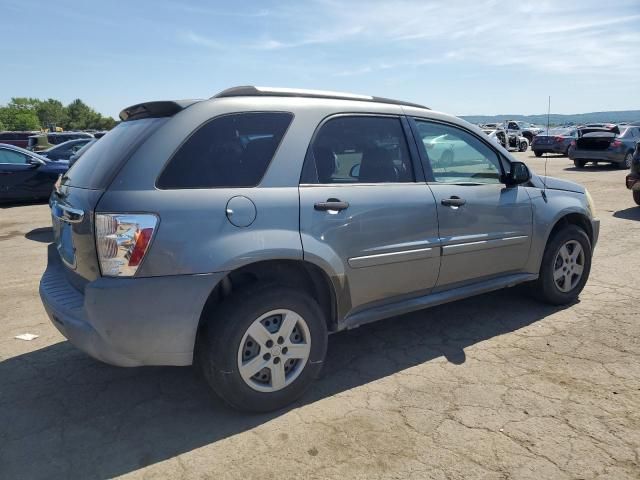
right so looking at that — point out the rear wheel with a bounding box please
[621,152,633,170]
[197,284,328,412]
[534,150,543,158]
[519,141,528,152]
[532,225,592,305]
[633,190,640,206]
[573,159,586,169]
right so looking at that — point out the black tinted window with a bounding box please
[65,117,167,189]
[306,116,414,184]
[157,112,292,189]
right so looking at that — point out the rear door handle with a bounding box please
[441,196,466,207]
[314,199,349,211]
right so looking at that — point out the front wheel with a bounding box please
[519,141,528,152]
[633,190,640,206]
[197,284,328,412]
[534,150,543,158]
[573,159,586,169]
[533,225,592,305]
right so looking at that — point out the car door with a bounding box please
[411,118,533,289]
[0,147,44,201]
[299,115,440,315]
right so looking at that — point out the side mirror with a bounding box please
[501,161,530,186]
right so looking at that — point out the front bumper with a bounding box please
[591,218,600,247]
[39,244,224,367]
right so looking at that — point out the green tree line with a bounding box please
[0,97,117,131]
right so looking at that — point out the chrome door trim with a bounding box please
[348,246,437,268]
[442,235,529,256]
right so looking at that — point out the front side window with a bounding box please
[306,116,414,184]
[0,148,29,164]
[414,120,503,184]
[157,112,292,189]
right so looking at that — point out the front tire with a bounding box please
[573,159,586,169]
[197,284,328,412]
[519,141,528,152]
[533,225,592,305]
[534,150,543,158]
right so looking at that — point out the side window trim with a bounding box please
[409,117,508,185]
[299,113,418,186]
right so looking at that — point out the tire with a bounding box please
[573,159,586,169]
[519,141,528,152]
[197,283,328,412]
[534,151,543,158]
[564,146,571,157]
[533,225,592,305]
[620,152,633,170]
[633,190,640,206]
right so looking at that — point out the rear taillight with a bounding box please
[95,213,159,277]
[553,136,564,143]
[611,140,622,148]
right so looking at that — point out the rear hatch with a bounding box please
[50,115,172,291]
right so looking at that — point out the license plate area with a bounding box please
[52,214,76,268]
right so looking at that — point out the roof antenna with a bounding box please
[542,95,550,202]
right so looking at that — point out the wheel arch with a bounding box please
[546,211,594,248]
[196,259,340,348]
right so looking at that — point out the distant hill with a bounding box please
[461,110,640,126]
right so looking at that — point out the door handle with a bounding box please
[441,196,466,207]
[314,199,349,211]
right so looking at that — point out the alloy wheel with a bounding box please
[553,240,585,293]
[237,309,311,393]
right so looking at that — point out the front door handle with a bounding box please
[441,196,466,207]
[314,198,349,211]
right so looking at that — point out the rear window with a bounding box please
[157,112,292,189]
[64,118,167,189]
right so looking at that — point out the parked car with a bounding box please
[27,131,93,152]
[506,121,543,144]
[532,127,578,157]
[626,142,640,205]
[569,125,640,169]
[38,138,93,161]
[482,127,528,152]
[0,144,69,202]
[40,86,599,412]
[0,131,39,149]
[68,138,97,167]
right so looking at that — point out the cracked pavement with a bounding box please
[1,152,639,479]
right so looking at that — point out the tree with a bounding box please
[36,99,68,130]
[66,98,100,130]
[0,99,41,130]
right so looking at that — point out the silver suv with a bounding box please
[40,87,599,412]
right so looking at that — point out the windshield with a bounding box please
[64,117,167,189]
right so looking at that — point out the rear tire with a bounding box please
[197,284,328,412]
[620,152,633,170]
[532,225,592,305]
[573,159,586,169]
[519,141,528,152]
[534,151,543,158]
[633,190,640,206]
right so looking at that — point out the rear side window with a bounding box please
[157,112,293,189]
[64,117,167,189]
[304,116,414,184]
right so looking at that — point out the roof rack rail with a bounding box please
[212,86,429,110]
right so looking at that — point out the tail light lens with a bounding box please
[554,136,564,143]
[611,140,622,148]
[96,213,159,277]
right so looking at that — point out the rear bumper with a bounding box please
[569,149,625,163]
[532,144,567,154]
[39,244,224,367]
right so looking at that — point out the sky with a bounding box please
[2,0,639,119]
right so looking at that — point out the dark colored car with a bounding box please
[569,125,640,169]
[626,142,640,205]
[68,138,97,167]
[532,128,578,157]
[0,144,68,202]
[39,139,93,161]
[27,132,93,152]
[0,131,39,149]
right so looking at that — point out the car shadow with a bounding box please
[0,199,49,209]
[613,206,640,221]
[25,227,54,243]
[563,164,621,172]
[0,288,568,479]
